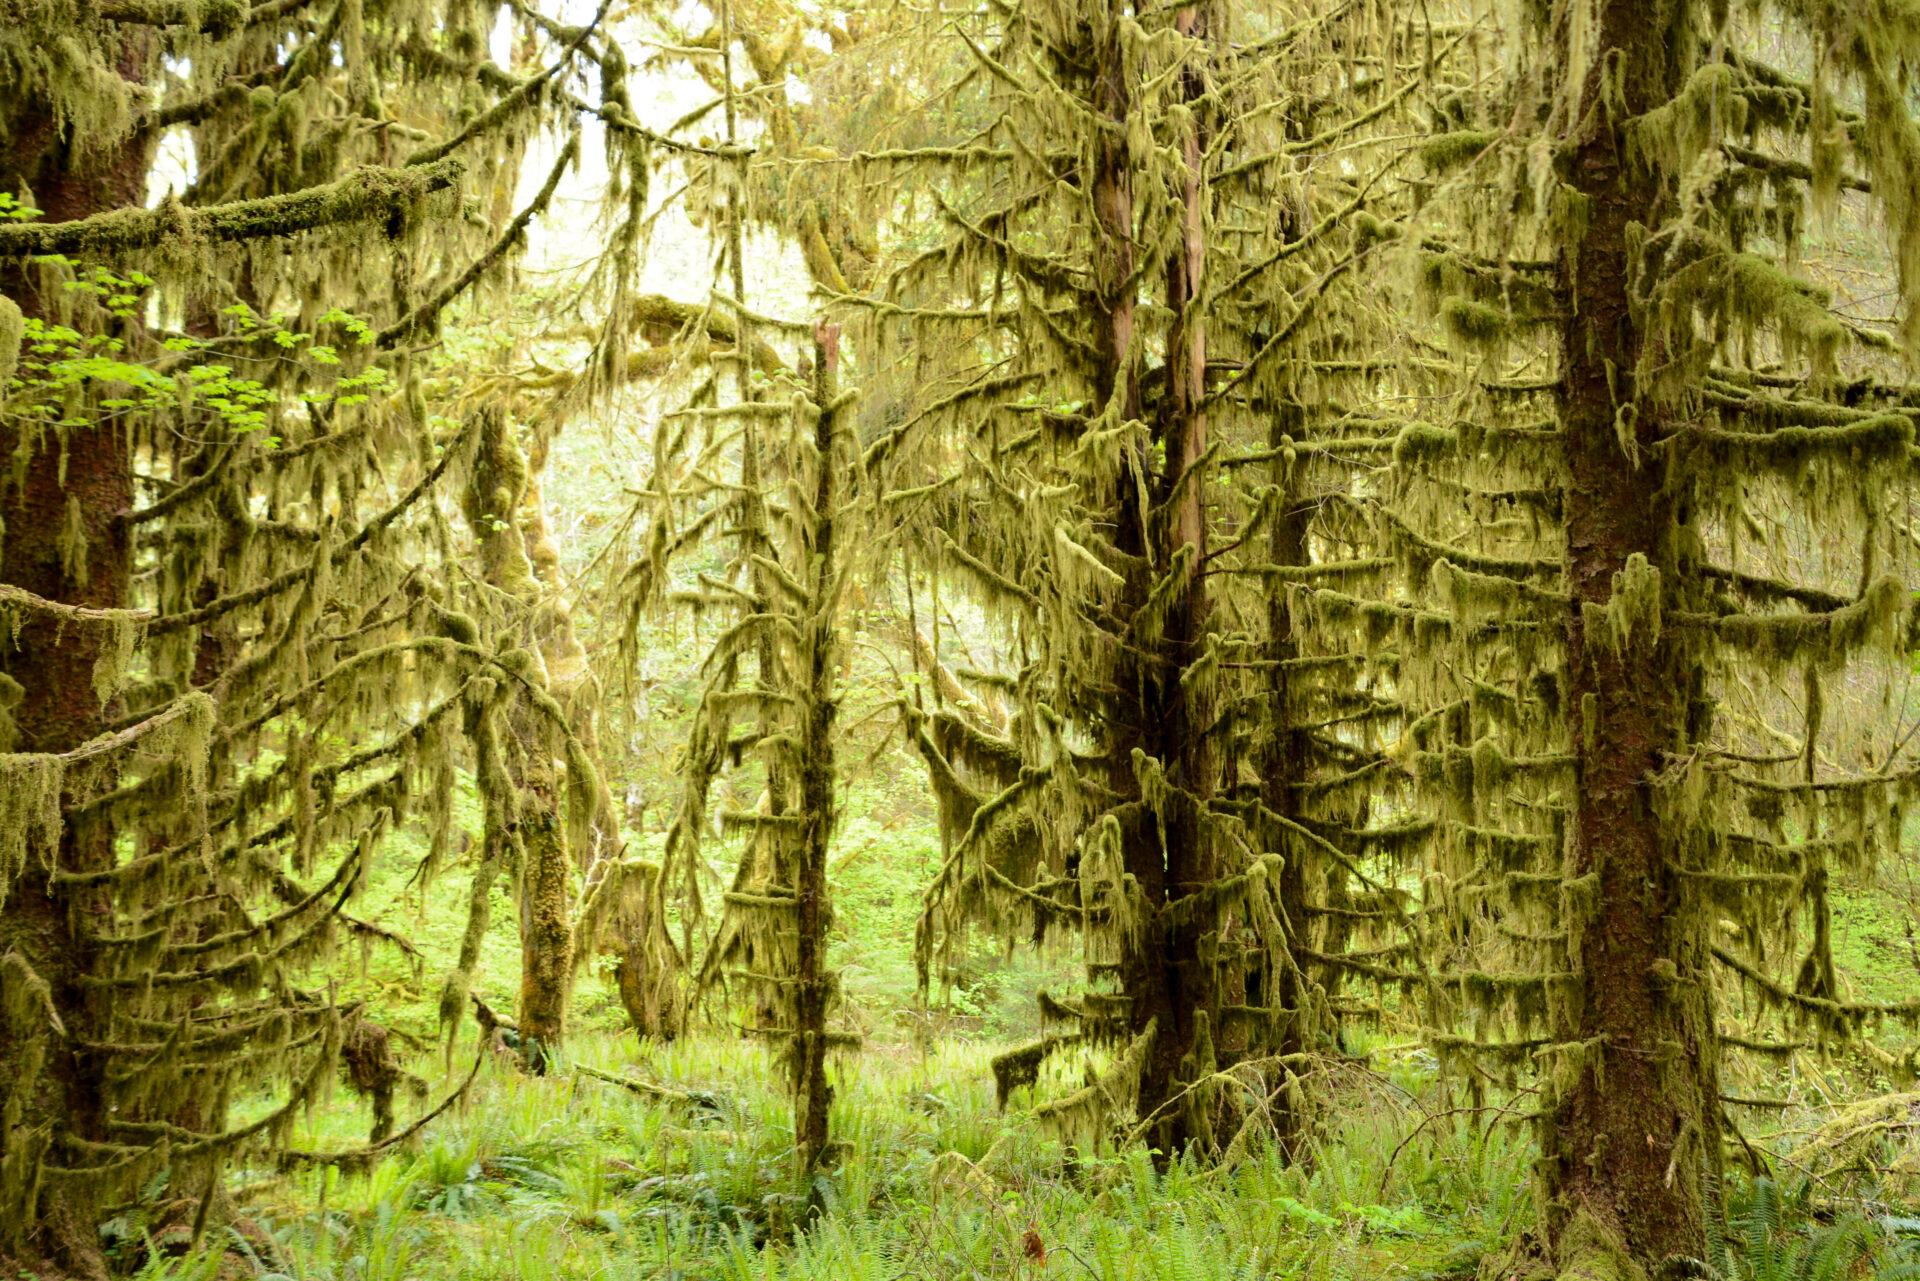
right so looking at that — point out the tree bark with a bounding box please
[1109,0,1222,1161]
[792,320,844,1178]
[460,409,577,1063]
[1548,0,1712,1269]
[1260,407,1314,1159]
[0,35,152,1281]
[515,791,572,1065]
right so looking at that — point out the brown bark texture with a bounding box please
[1547,0,1713,1269]
[1,34,151,1281]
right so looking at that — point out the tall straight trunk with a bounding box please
[1549,0,1710,1265]
[1086,0,1160,1115]
[792,321,844,1178]
[1260,407,1312,1157]
[1114,1,1221,1156]
[0,46,150,1281]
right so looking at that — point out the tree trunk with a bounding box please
[1548,0,1711,1268]
[0,40,152,1281]
[792,320,844,1178]
[1260,408,1314,1159]
[1112,1,1222,1160]
[457,407,577,1063]
[515,789,571,1066]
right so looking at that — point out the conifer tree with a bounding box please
[0,0,640,1269]
[619,307,862,1183]
[1375,1,1920,1271]
[867,0,1435,1159]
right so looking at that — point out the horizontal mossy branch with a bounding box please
[1717,1031,1804,1057]
[1698,384,1899,430]
[990,1033,1082,1110]
[0,583,153,626]
[1691,417,1914,464]
[1712,944,1920,1021]
[1678,575,1904,668]
[98,0,248,32]
[1700,565,1848,612]
[1723,142,1870,193]
[0,159,465,257]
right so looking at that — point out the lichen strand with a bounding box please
[0,295,21,386]
[1385,0,1920,1271]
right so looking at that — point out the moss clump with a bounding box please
[0,295,21,385]
[1420,130,1495,174]
[1393,421,1457,471]
[1442,298,1510,356]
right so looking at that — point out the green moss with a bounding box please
[0,295,21,386]
[1392,422,1457,471]
[0,158,465,258]
[1419,130,1495,174]
[1441,298,1510,354]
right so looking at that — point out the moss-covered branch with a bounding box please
[0,159,465,258]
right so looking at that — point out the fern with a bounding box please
[1714,1178,1881,1281]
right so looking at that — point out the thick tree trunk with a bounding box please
[515,787,572,1065]
[0,420,132,1281]
[0,44,151,1281]
[1548,1,1712,1269]
[1115,2,1223,1159]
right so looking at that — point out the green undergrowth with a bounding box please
[205,1032,1532,1281]
[163,1027,1920,1281]
[216,757,1920,1281]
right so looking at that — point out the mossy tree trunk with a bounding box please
[672,313,858,1187]
[1120,0,1223,1156]
[1547,1,1710,1265]
[792,320,846,1178]
[0,39,148,1281]
[456,407,605,1065]
[1258,409,1316,1158]
[1392,1,1920,1272]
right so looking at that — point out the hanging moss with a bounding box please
[1381,0,1920,1270]
[0,295,20,386]
[1420,130,1495,174]
[0,753,61,908]
[0,0,648,1252]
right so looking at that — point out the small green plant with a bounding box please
[1695,1178,1883,1281]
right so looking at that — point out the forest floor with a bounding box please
[224,1029,1520,1281]
[119,771,1920,1280]
[153,1015,1920,1281]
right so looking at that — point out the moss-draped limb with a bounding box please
[0,159,466,259]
